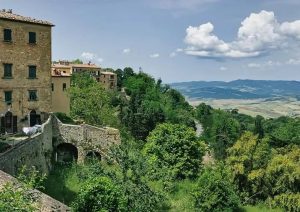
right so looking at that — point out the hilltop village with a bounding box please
[0,10,299,212]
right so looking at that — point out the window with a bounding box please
[51,83,54,91]
[28,66,36,79]
[63,83,67,91]
[29,32,36,44]
[28,90,37,101]
[4,91,12,104]
[3,63,12,78]
[3,29,12,42]
[110,75,114,80]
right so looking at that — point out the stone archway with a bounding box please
[55,143,78,163]
[85,151,101,163]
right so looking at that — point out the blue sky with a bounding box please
[2,0,300,82]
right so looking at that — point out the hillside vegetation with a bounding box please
[7,68,298,211]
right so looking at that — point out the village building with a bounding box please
[0,10,54,134]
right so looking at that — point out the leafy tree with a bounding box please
[210,111,241,160]
[73,176,127,212]
[143,123,206,180]
[71,59,83,64]
[254,115,264,138]
[265,147,300,211]
[70,72,119,127]
[226,132,271,203]
[192,164,240,212]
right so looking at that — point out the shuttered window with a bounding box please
[28,65,37,79]
[3,29,12,42]
[29,32,36,44]
[28,90,38,101]
[4,91,12,104]
[3,63,12,78]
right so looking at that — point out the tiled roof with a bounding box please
[0,10,54,26]
[101,71,116,75]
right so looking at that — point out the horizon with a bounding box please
[2,0,300,83]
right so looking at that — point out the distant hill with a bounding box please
[170,80,300,100]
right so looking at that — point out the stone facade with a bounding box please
[51,75,71,115]
[0,11,53,133]
[98,71,117,90]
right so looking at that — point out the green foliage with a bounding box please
[0,166,45,212]
[144,123,206,180]
[0,183,39,212]
[70,72,119,127]
[73,176,127,212]
[210,110,241,160]
[192,165,240,212]
[267,193,300,212]
[227,132,271,203]
[54,112,76,124]
[71,59,83,64]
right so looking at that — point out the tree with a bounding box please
[73,176,127,212]
[192,164,240,212]
[254,115,264,138]
[210,111,241,160]
[70,72,119,127]
[226,132,271,203]
[143,123,206,180]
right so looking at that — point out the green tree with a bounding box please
[192,164,240,212]
[227,132,271,203]
[70,72,118,127]
[254,115,264,138]
[143,123,206,180]
[73,176,127,212]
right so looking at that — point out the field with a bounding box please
[189,98,300,118]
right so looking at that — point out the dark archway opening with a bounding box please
[29,110,41,127]
[2,111,17,134]
[55,143,78,163]
[85,151,101,163]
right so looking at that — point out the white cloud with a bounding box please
[247,60,282,68]
[81,52,97,60]
[81,52,104,64]
[169,52,177,58]
[287,58,300,65]
[184,10,300,59]
[150,53,160,58]
[123,48,131,54]
[219,66,228,71]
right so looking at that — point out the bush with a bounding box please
[192,165,240,212]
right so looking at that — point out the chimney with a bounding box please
[7,9,12,14]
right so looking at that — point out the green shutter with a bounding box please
[29,66,36,78]
[3,29,12,41]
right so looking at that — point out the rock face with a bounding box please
[0,170,70,212]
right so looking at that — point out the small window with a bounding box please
[110,75,114,80]
[29,32,36,44]
[4,91,12,104]
[3,63,12,78]
[63,83,66,91]
[3,29,12,42]
[28,65,36,79]
[51,83,54,91]
[28,90,37,101]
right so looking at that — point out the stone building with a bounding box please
[0,10,54,133]
[51,62,117,115]
[98,71,117,90]
[51,67,71,115]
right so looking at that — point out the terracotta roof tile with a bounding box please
[0,10,54,26]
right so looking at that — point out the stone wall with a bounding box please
[52,117,120,162]
[0,116,53,176]
[0,170,70,211]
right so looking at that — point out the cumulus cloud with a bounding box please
[169,48,184,57]
[123,48,131,54]
[287,58,300,65]
[184,10,300,59]
[81,52,97,60]
[81,52,103,63]
[150,53,160,58]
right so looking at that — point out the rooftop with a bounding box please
[0,9,54,26]
[101,71,116,75]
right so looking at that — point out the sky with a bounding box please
[2,0,300,83]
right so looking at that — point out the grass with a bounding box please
[42,163,83,206]
[243,205,283,212]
